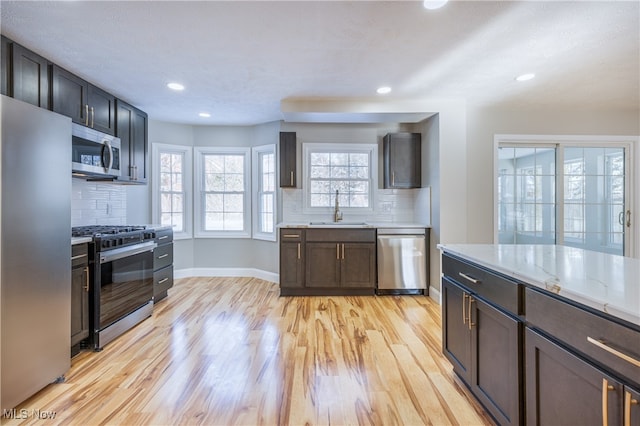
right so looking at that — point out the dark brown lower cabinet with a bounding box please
[526,327,625,425]
[279,228,375,296]
[279,229,305,292]
[71,243,90,356]
[442,277,521,426]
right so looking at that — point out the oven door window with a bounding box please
[99,250,153,329]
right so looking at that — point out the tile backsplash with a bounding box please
[282,187,431,224]
[71,179,127,226]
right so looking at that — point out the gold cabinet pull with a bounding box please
[71,253,88,260]
[588,337,640,367]
[459,272,480,284]
[462,292,468,325]
[90,106,95,128]
[468,296,475,329]
[342,243,345,260]
[83,266,90,292]
[158,278,169,284]
[290,171,294,186]
[336,243,340,260]
[297,243,301,260]
[602,378,615,426]
[283,234,299,238]
[625,390,638,426]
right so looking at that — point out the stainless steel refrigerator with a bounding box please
[1,95,71,410]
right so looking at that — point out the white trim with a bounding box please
[302,142,378,214]
[252,144,277,242]
[151,143,193,239]
[174,267,279,283]
[194,146,251,238]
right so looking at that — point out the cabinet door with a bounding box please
[525,327,623,426]
[280,242,304,288]
[341,243,375,288]
[384,133,421,188]
[51,65,88,125]
[471,297,521,426]
[625,386,640,426]
[279,132,296,188]
[71,265,90,347]
[11,43,50,109]
[87,84,115,135]
[305,243,340,287]
[442,277,472,383]
[116,100,148,183]
[1,36,9,96]
[131,106,148,182]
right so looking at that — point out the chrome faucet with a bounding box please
[334,189,343,222]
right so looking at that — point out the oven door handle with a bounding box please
[100,241,157,264]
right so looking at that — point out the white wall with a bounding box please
[466,106,640,257]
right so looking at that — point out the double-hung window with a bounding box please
[152,143,192,239]
[195,147,250,238]
[252,144,276,241]
[303,143,377,211]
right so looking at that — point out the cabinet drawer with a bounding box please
[154,243,173,270]
[442,253,521,315]
[280,229,304,242]
[154,266,173,298]
[72,243,88,268]
[526,287,640,387]
[306,228,375,243]
[154,228,173,244]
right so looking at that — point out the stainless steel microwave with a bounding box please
[71,123,121,179]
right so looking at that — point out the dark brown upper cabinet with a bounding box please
[279,131,297,188]
[116,99,148,184]
[51,64,115,135]
[1,36,9,97]
[1,37,50,109]
[383,132,422,189]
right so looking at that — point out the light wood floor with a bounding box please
[5,277,493,426]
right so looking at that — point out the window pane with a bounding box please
[497,146,556,244]
[157,149,187,235]
[308,147,373,208]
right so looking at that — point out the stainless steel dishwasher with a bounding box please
[376,228,427,295]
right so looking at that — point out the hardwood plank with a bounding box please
[5,277,494,425]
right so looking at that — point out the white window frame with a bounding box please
[494,134,636,257]
[194,146,251,238]
[151,143,193,240]
[302,143,378,213]
[252,144,277,241]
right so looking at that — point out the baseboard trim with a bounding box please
[174,267,279,284]
[428,285,441,304]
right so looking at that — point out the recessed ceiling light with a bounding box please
[377,86,392,94]
[198,112,211,118]
[515,73,536,82]
[423,0,448,10]
[167,82,185,91]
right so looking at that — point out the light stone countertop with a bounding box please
[438,244,640,328]
[71,236,93,245]
[277,222,430,229]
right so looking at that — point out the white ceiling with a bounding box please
[1,1,638,125]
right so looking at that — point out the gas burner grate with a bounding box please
[72,225,146,237]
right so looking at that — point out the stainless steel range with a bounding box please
[72,225,157,350]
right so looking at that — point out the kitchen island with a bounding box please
[438,244,640,426]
